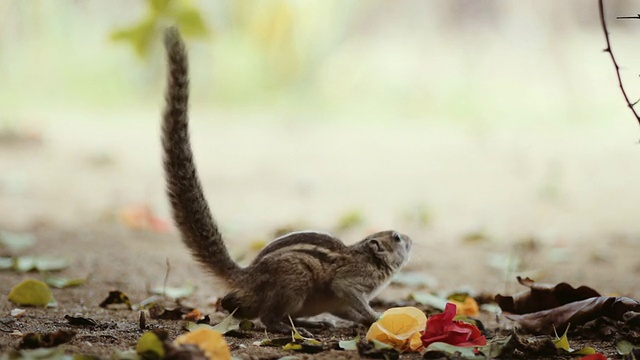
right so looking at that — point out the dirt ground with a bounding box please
[1,115,640,358]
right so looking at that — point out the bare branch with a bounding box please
[599,0,640,127]
[616,14,640,20]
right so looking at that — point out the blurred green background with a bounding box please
[2,0,640,245]
[3,0,639,125]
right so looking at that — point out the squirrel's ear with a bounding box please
[368,239,384,253]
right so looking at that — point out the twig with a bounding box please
[163,257,171,298]
[617,14,640,20]
[598,0,640,127]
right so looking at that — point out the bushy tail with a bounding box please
[161,27,241,285]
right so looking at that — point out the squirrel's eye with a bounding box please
[392,232,402,242]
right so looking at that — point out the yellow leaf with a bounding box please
[365,307,427,352]
[449,296,480,316]
[553,326,573,352]
[8,279,55,307]
[136,332,165,359]
[174,328,232,360]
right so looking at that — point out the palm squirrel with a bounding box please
[161,27,412,333]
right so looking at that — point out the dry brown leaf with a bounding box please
[505,296,640,335]
[495,276,600,314]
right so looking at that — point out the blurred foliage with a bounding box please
[335,209,365,231]
[109,0,355,105]
[213,0,356,105]
[110,0,210,58]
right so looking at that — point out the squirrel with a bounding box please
[161,27,413,334]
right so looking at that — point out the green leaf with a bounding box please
[175,7,211,37]
[14,256,69,272]
[410,292,448,310]
[45,276,86,289]
[8,279,55,307]
[136,331,165,359]
[0,257,12,269]
[0,231,36,252]
[617,340,640,355]
[371,339,394,350]
[338,337,359,350]
[151,283,195,299]
[392,271,438,288]
[188,312,246,335]
[478,335,514,358]
[110,16,157,58]
[113,349,138,360]
[425,342,484,359]
[3,347,71,360]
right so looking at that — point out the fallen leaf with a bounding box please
[119,204,172,233]
[211,312,243,334]
[410,292,448,311]
[282,341,325,353]
[366,306,427,352]
[138,295,163,309]
[2,348,68,360]
[64,315,98,327]
[8,279,56,307]
[187,312,251,335]
[45,276,86,288]
[174,328,232,360]
[151,284,195,299]
[505,296,640,335]
[114,349,139,360]
[552,325,573,352]
[477,335,516,358]
[19,329,76,349]
[0,231,36,253]
[617,340,640,355]
[136,331,166,359]
[184,309,205,322]
[11,308,26,318]
[14,256,70,272]
[338,337,359,350]
[99,290,132,309]
[149,304,193,320]
[449,295,480,316]
[0,257,12,269]
[392,271,439,289]
[553,333,597,356]
[495,277,601,314]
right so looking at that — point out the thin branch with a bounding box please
[617,14,640,20]
[599,0,640,127]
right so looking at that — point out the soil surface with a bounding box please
[1,116,639,358]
